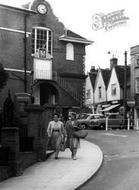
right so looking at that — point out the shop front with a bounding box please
[133,95,139,130]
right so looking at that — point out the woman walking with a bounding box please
[47,113,67,159]
[65,114,80,160]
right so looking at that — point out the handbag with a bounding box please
[73,130,88,139]
[60,136,67,151]
[60,142,66,151]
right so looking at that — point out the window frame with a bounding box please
[66,43,74,61]
[136,59,139,66]
[98,86,102,99]
[136,78,139,94]
[86,89,91,99]
[32,26,53,58]
[111,83,117,96]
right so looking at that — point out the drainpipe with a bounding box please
[24,14,27,93]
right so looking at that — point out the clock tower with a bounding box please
[37,3,48,15]
[28,0,50,15]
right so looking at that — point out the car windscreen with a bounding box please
[94,115,103,119]
[78,114,90,119]
[82,114,90,119]
[90,115,104,119]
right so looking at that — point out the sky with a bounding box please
[0,0,139,72]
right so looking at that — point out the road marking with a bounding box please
[104,154,120,158]
[102,133,128,138]
[104,151,139,161]
[104,154,120,161]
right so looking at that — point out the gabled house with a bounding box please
[107,66,124,103]
[94,68,110,112]
[84,66,98,112]
[106,58,130,112]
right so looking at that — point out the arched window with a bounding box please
[66,43,74,60]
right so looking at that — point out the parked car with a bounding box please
[89,113,124,130]
[77,113,104,129]
[76,113,89,120]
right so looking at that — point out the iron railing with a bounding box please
[53,71,82,103]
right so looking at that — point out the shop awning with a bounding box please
[102,104,110,108]
[102,104,120,112]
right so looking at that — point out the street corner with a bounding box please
[50,139,104,190]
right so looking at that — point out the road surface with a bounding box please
[78,130,139,190]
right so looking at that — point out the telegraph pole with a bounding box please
[124,51,127,127]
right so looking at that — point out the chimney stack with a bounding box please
[90,66,97,74]
[110,58,118,69]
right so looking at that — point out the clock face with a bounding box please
[37,4,48,14]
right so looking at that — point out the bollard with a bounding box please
[105,117,108,131]
[127,118,130,130]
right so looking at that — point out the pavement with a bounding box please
[0,139,103,190]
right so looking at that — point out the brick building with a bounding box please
[0,0,92,118]
[0,4,34,105]
[130,45,139,129]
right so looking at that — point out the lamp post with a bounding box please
[124,51,127,126]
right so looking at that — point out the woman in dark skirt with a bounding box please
[65,114,80,160]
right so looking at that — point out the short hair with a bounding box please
[53,113,59,118]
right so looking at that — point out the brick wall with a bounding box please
[0,153,37,182]
[0,8,32,70]
[0,6,33,108]
[20,152,37,170]
[0,166,13,182]
[0,74,32,107]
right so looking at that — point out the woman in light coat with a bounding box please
[47,113,67,159]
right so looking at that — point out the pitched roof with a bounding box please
[66,30,87,40]
[115,65,130,88]
[89,72,98,89]
[0,3,36,14]
[101,69,111,88]
[59,29,93,45]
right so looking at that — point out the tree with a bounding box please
[0,63,8,91]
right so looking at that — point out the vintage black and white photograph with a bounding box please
[0,0,138,189]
